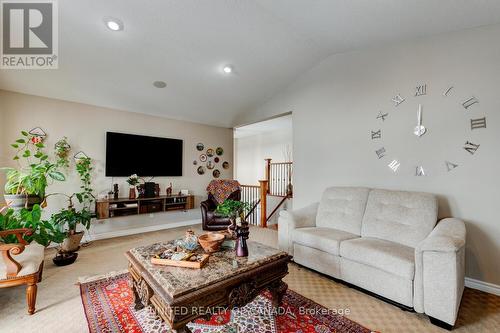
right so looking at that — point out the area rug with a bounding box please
[79,272,372,333]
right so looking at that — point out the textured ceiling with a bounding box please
[1,0,500,127]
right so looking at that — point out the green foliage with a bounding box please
[1,131,66,198]
[215,199,251,219]
[50,156,95,234]
[50,207,92,234]
[54,137,71,168]
[0,205,65,246]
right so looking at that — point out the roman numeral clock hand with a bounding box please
[414,104,427,137]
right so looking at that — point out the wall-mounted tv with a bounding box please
[105,132,183,177]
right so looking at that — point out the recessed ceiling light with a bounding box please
[153,81,167,88]
[104,17,124,31]
[223,65,233,74]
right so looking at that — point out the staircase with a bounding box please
[240,158,292,228]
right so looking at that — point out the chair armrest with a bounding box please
[0,243,26,278]
[0,228,33,245]
[414,218,466,326]
[278,202,318,254]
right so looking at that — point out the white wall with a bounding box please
[0,90,233,215]
[237,24,500,287]
[235,129,292,185]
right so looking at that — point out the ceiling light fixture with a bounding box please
[223,65,233,74]
[104,17,124,31]
[153,81,167,88]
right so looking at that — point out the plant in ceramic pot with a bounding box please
[1,131,66,210]
[50,156,95,253]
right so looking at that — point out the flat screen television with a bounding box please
[105,132,183,177]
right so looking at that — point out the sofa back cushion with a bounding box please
[316,187,370,235]
[361,189,438,248]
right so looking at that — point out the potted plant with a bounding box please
[50,156,95,253]
[0,205,65,247]
[1,131,66,210]
[126,174,140,199]
[215,199,251,257]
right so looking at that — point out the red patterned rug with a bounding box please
[79,272,372,333]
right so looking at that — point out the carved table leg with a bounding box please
[175,325,192,333]
[270,280,288,310]
[129,276,144,310]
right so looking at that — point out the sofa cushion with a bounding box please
[0,242,45,280]
[340,237,415,279]
[361,189,438,248]
[292,227,359,256]
[316,187,370,235]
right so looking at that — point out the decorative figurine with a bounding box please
[176,229,198,252]
[166,182,173,196]
[154,183,160,197]
[113,184,119,200]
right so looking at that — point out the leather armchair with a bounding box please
[201,190,241,231]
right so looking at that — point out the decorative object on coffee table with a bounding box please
[198,233,225,253]
[176,229,199,251]
[126,240,291,332]
[235,218,250,257]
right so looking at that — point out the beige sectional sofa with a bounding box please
[278,187,466,329]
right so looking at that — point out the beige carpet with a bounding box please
[1,224,499,333]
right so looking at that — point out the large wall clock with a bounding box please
[370,84,487,176]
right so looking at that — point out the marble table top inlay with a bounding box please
[128,240,287,298]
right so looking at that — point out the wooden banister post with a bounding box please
[264,158,272,194]
[259,180,268,228]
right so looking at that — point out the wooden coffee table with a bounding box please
[125,240,291,333]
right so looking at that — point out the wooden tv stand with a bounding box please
[95,194,194,220]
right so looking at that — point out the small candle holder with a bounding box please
[235,220,249,257]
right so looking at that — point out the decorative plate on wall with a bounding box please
[214,157,220,163]
[196,143,204,151]
[222,161,230,169]
[213,169,220,178]
[216,147,224,156]
[206,148,214,157]
[206,160,215,170]
[199,154,207,162]
[197,166,205,175]
[193,160,198,165]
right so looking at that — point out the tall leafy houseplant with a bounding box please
[215,200,251,220]
[50,156,95,252]
[1,131,65,210]
[0,205,65,247]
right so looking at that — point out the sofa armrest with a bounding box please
[278,202,318,254]
[414,218,466,326]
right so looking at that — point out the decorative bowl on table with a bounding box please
[198,233,225,253]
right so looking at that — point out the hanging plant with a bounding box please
[54,136,71,168]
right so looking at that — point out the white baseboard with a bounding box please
[47,219,200,248]
[85,219,200,242]
[465,277,500,296]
